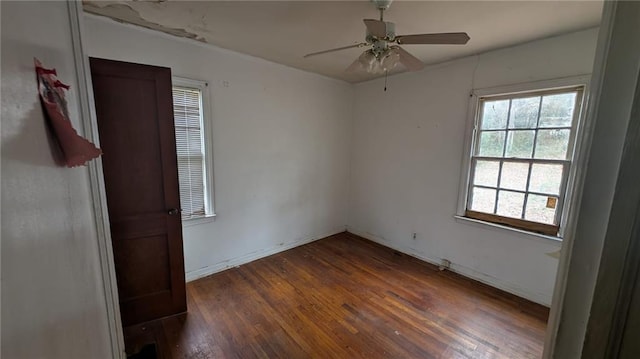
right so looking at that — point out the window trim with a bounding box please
[456,75,591,239]
[172,76,216,222]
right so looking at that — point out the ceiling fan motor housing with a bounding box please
[372,41,387,56]
[365,21,396,44]
[384,22,396,40]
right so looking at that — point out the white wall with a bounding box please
[348,28,599,306]
[1,2,112,358]
[83,15,354,281]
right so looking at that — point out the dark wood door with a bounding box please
[90,58,186,327]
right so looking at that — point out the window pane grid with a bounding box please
[479,86,582,102]
[493,161,503,213]
[468,88,581,230]
[473,184,561,199]
[479,126,572,132]
[476,129,573,160]
[473,156,569,165]
[501,99,511,157]
[529,97,543,158]
[470,158,567,223]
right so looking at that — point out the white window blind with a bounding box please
[173,86,207,220]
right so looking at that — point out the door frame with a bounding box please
[68,2,125,358]
[540,1,616,357]
[581,38,640,358]
[544,1,640,357]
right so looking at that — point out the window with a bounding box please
[172,78,214,221]
[463,84,585,236]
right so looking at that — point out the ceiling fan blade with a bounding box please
[394,46,424,71]
[346,57,361,72]
[396,32,470,45]
[363,19,386,38]
[304,43,368,58]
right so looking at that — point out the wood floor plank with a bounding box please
[125,232,548,358]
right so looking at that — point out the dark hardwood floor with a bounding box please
[125,232,549,358]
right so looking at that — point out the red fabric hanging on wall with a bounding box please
[35,58,101,167]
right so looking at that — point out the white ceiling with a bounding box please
[83,1,603,83]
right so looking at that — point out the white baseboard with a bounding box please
[185,227,347,282]
[346,227,551,307]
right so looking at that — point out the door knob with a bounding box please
[168,208,181,216]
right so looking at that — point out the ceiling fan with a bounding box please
[304,0,470,74]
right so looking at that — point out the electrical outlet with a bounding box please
[439,259,451,271]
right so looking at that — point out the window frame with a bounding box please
[172,77,216,225]
[456,76,591,239]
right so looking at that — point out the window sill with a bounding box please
[453,215,563,245]
[182,213,216,227]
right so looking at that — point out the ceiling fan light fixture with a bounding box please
[357,50,380,73]
[380,48,400,71]
[356,48,399,74]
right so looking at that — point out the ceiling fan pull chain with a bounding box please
[384,70,388,91]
